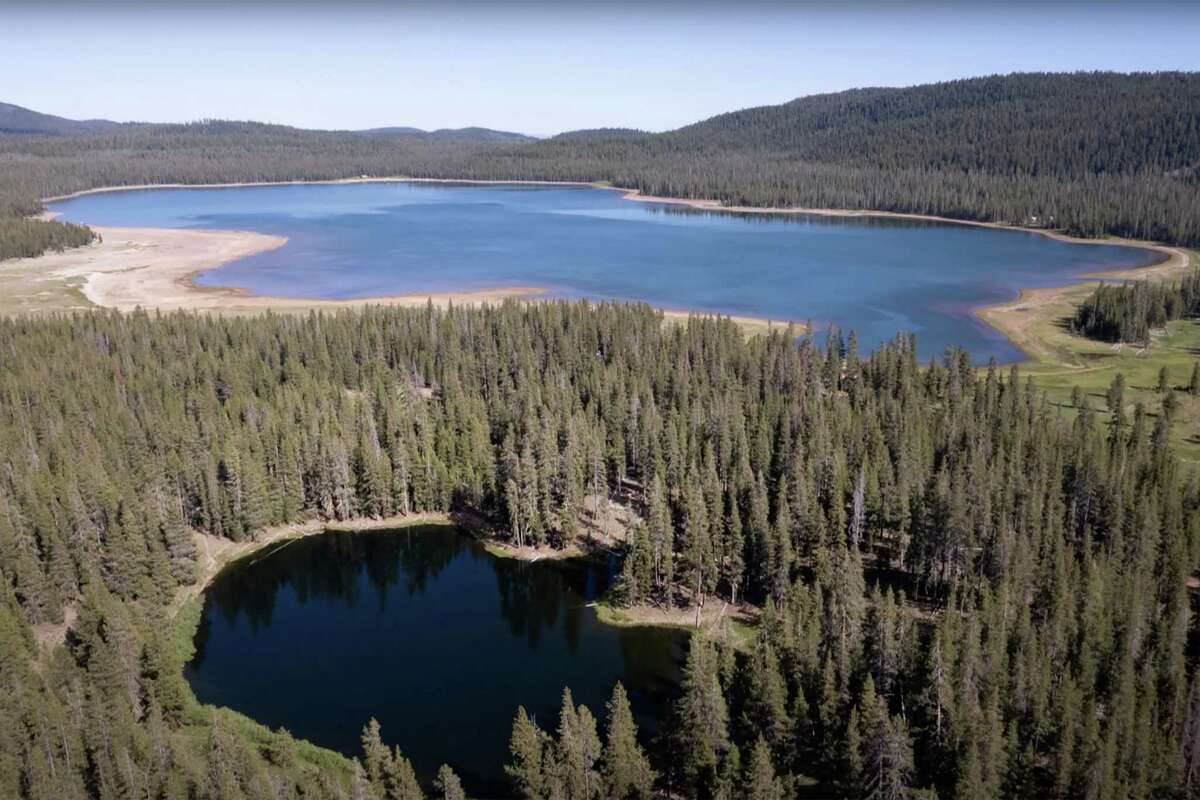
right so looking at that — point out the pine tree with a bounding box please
[826,535,867,687]
[384,748,425,800]
[744,736,786,800]
[681,476,715,618]
[553,688,602,800]
[434,764,466,800]
[645,475,675,601]
[845,706,864,797]
[1107,373,1126,420]
[507,706,546,800]
[722,490,746,606]
[864,713,915,800]
[602,683,654,799]
[362,718,391,787]
[742,634,793,758]
[675,636,731,794]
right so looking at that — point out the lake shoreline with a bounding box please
[174,509,641,618]
[6,220,798,334]
[33,177,1178,359]
[174,513,462,616]
[977,243,1192,363]
[43,175,1177,257]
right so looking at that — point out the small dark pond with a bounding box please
[184,526,687,797]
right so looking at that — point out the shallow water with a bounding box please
[51,182,1157,361]
[184,527,686,796]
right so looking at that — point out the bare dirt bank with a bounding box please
[173,500,640,618]
[4,224,550,314]
[173,513,462,615]
[4,217,796,332]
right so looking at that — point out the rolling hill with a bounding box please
[0,101,124,135]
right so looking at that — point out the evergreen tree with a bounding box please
[744,736,786,800]
[675,636,731,795]
[552,688,602,800]
[602,683,654,800]
[434,765,466,800]
[507,706,546,800]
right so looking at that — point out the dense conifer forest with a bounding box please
[1073,270,1200,345]
[1,302,1198,798]
[0,217,95,260]
[1,71,1198,261]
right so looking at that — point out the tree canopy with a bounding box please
[0,302,1195,797]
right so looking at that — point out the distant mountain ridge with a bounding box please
[549,128,651,142]
[0,102,124,135]
[350,125,535,142]
[0,101,535,142]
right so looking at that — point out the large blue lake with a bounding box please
[51,182,1158,361]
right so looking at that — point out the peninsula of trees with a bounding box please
[2,71,1199,261]
[1072,270,1200,345]
[1,302,1197,798]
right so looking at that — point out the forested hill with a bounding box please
[1,303,1198,798]
[349,126,534,142]
[0,102,123,136]
[660,72,1199,179]
[1,71,1199,260]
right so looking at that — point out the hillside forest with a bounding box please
[0,303,1198,799]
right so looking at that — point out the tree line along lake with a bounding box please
[49,181,1159,363]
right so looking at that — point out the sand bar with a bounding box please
[3,224,556,314]
[2,222,794,334]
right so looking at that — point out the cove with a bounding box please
[183,526,686,797]
[50,182,1158,362]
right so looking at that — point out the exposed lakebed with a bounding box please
[183,527,686,796]
[50,182,1158,362]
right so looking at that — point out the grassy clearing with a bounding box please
[980,248,1200,461]
[0,256,92,314]
[661,309,804,339]
[593,598,759,652]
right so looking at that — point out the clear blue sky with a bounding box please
[2,1,1197,136]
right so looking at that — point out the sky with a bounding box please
[2,1,1197,136]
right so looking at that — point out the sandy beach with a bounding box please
[2,220,792,332]
[2,224,557,314]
